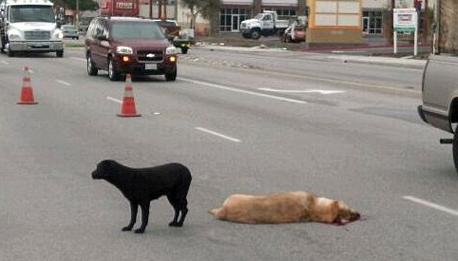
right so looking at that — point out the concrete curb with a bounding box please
[326,55,427,69]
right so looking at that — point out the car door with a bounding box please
[86,18,103,66]
[262,14,274,31]
[96,20,111,70]
[90,19,108,68]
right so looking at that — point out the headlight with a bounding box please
[166,46,178,55]
[8,30,22,40]
[116,46,133,54]
[53,29,63,39]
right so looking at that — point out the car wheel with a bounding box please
[56,50,64,58]
[108,57,120,81]
[165,69,177,81]
[181,48,188,54]
[251,29,261,40]
[87,54,98,76]
[453,127,458,174]
[76,37,79,40]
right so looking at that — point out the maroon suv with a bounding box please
[85,17,178,81]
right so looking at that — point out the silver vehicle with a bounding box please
[419,55,458,172]
[62,24,79,40]
[0,0,64,57]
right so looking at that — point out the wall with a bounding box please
[439,0,458,53]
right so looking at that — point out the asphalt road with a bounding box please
[0,48,457,261]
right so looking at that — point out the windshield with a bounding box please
[254,14,263,20]
[111,22,165,40]
[10,5,55,23]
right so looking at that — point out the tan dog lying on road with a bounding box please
[209,191,360,225]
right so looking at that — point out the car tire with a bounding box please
[251,29,261,40]
[87,54,98,76]
[181,48,188,54]
[76,37,79,40]
[165,69,177,81]
[108,57,120,81]
[56,50,64,58]
[453,127,458,174]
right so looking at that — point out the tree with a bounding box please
[181,0,221,34]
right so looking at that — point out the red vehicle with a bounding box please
[85,17,178,81]
[99,0,139,17]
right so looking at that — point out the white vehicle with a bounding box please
[240,11,289,40]
[0,0,64,57]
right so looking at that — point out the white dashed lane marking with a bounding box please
[106,96,122,104]
[403,196,458,217]
[56,79,71,86]
[195,127,241,143]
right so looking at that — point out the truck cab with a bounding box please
[0,0,64,57]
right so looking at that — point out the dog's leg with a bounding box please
[122,201,138,231]
[134,201,150,234]
[175,196,189,227]
[167,195,180,226]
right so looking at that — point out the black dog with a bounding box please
[92,160,192,233]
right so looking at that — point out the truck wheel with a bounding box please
[56,50,64,58]
[87,53,98,76]
[251,30,261,40]
[453,127,458,174]
[108,57,120,81]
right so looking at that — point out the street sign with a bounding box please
[393,8,418,33]
[393,8,418,56]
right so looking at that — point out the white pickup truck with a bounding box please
[418,54,458,173]
[240,11,289,40]
[0,0,64,57]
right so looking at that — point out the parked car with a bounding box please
[281,24,305,43]
[62,25,79,39]
[85,17,178,81]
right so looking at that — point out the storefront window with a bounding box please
[220,8,251,32]
[362,10,383,35]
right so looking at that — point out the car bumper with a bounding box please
[9,41,64,52]
[113,55,177,75]
[417,105,428,123]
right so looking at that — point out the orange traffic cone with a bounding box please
[17,66,38,105]
[117,74,141,117]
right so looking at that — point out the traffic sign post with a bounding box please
[393,8,418,56]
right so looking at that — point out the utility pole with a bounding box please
[76,0,79,31]
[423,0,428,44]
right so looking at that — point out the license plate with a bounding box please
[145,64,157,70]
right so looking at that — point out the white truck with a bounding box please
[240,11,289,40]
[0,0,64,57]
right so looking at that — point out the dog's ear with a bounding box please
[311,198,339,223]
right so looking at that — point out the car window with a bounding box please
[87,19,98,38]
[111,22,165,40]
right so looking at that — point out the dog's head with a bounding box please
[92,160,118,180]
[334,201,360,225]
[311,197,360,225]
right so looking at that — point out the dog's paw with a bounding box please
[134,228,145,234]
[168,221,179,227]
[122,226,133,231]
